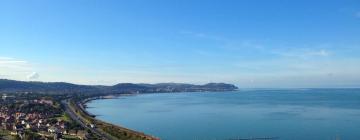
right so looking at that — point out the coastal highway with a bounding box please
[61,100,115,140]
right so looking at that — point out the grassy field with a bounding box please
[62,135,82,140]
[56,112,72,122]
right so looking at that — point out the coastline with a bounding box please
[80,94,137,116]
[72,94,159,140]
[76,90,239,140]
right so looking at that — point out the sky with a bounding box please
[0,0,360,88]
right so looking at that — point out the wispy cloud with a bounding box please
[272,49,332,59]
[179,30,228,41]
[0,57,15,59]
[0,57,30,70]
[307,49,330,57]
[180,30,335,61]
[221,40,266,51]
[0,57,34,80]
[219,39,332,60]
[0,57,27,64]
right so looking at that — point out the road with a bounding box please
[61,100,115,140]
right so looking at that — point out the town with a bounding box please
[0,94,87,140]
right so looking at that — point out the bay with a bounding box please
[87,89,360,140]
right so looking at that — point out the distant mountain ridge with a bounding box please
[0,79,238,95]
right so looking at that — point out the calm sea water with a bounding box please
[86,89,360,140]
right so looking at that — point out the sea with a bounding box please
[86,89,360,140]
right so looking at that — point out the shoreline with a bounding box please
[73,94,160,140]
[82,93,138,104]
[78,90,239,139]
[80,93,138,116]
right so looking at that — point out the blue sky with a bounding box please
[0,0,360,88]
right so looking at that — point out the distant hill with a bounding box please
[0,79,101,94]
[0,79,238,95]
